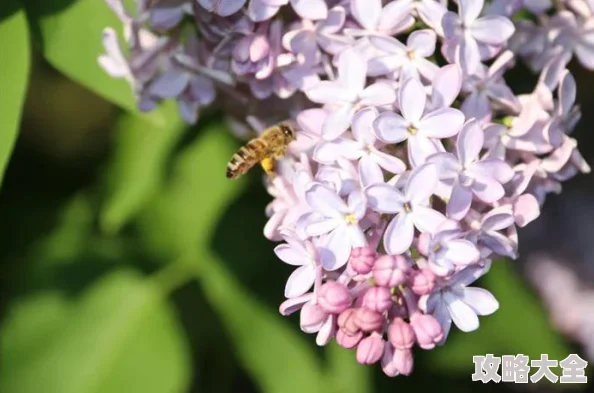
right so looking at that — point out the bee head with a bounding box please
[279,123,296,142]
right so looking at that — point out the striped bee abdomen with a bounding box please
[226,138,269,179]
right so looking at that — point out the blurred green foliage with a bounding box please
[0,1,591,393]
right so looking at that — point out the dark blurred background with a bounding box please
[1,1,594,393]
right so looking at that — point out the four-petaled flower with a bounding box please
[373,77,465,167]
[305,49,396,140]
[366,163,447,255]
[302,184,368,270]
[428,119,514,220]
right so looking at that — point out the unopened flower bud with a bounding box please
[373,255,407,287]
[349,247,377,274]
[362,286,393,313]
[354,307,384,332]
[337,308,359,335]
[410,312,444,349]
[356,334,385,364]
[393,348,414,375]
[409,268,436,295]
[387,317,415,350]
[317,281,352,314]
[336,329,363,349]
[300,302,327,333]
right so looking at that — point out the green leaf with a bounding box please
[430,262,574,380]
[0,1,30,187]
[325,342,372,393]
[0,269,192,393]
[200,255,326,393]
[137,123,244,260]
[101,109,185,233]
[24,0,167,125]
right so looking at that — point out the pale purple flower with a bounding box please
[274,234,327,298]
[373,77,465,167]
[302,184,368,269]
[442,0,515,74]
[305,49,396,140]
[367,30,439,81]
[248,0,328,22]
[313,107,406,176]
[283,6,353,66]
[347,0,415,37]
[469,206,518,258]
[553,10,594,69]
[366,164,447,255]
[427,64,463,111]
[425,264,499,341]
[461,50,520,124]
[428,120,514,220]
[418,219,480,276]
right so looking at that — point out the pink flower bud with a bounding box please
[373,255,407,287]
[416,233,431,256]
[300,302,327,333]
[381,344,398,377]
[336,329,363,349]
[337,308,359,335]
[356,334,385,365]
[362,287,393,313]
[317,282,352,314]
[409,268,436,295]
[354,307,384,332]
[349,247,377,274]
[387,317,415,350]
[410,312,444,350]
[393,348,414,375]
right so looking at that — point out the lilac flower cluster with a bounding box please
[101,0,592,376]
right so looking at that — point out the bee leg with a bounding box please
[260,157,276,177]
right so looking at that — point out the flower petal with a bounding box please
[471,16,515,45]
[318,226,351,270]
[373,112,409,144]
[408,29,436,57]
[360,82,397,106]
[370,149,406,174]
[444,291,479,332]
[322,104,356,140]
[247,0,280,21]
[412,205,446,234]
[462,287,499,316]
[274,243,309,266]
[384,213,415,254]
[314,139,362,163]
[406,163,439,203]
[351,107,378,144]
[338,49,367,93]
[419,108,465,138]
[447,183,473,220]
[290,0,328,20]
[305,81,355,104]
[399,77,427,123]
[306,183,348,217]
[359,155,384,187]
[350,0,381,30]
[459,0,483,25]
[305,217,341,237]
[443,239,479,265]
[366,183,405,213]
[461,92,491,124]
[457,119,484,166]
[431,64,462,109]
[285,265,317,298]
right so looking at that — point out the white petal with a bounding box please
[462,287,499,316]
[384,213,415,254]
[366,183,405,213]
[443,291,480,332]
[285,265,317,298]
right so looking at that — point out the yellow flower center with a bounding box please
[345,214,358,225]
[407,50,416,60]
[408,125,418,135]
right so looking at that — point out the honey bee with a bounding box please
[226,122,297,180]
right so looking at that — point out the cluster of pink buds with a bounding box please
[101,0,592,376]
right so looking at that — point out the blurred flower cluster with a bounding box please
[101,0,592,376]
